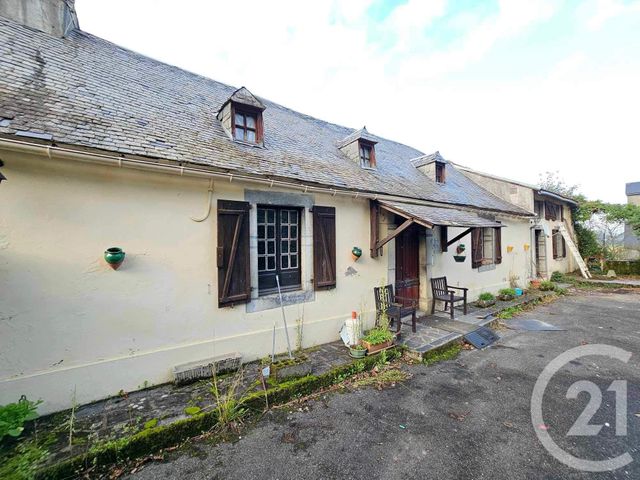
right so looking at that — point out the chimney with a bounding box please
[0,0,79,37]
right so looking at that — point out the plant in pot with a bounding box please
[497,288,516,301]
[348,311,367,358]
[453,243,466,262]
[361,327,394,354]
[476,292,496,308]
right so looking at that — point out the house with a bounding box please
[456,165,580,279]
[623,182,640,260]
[0,1,575,414]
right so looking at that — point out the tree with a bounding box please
[537,171,581,198]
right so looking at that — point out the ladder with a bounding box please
[558,224,592,279]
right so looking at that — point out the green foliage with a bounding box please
[550,271,564,282]
[350,344,366,351]
[574,223,602,258]
[555,287,568,295]
[363,327,394,346]
[496,305,524,319]
[210,369,247,431]
[143,418,158,429]
[422,343,462,366]
[0,396,41,440]
[0,441,48,480]
[539,280,556,291]
[498,288,516,300]
[184,406,201,416]
[478,292,495,302]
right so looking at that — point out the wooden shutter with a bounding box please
[217,200,251,307]
[313,206,336,290]
[552,229,558,259]
[494,227,502,264]
[471,228,483,268]
[440,226,448,252]
[562,236,567,258]
[545,202,557,221]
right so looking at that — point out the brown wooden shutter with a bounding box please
[217,200,251,307]
[562,236,567,258]
[440,226,448,252]
[471,228,483,268]
[313,206,336,290]
[545,202,558,221]
[494,227,502,264]
[552,229,558,259]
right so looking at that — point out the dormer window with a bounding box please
[435,161,446,183]
[359,141,375,169]
[217,87,266,146]
[233,108,260,143]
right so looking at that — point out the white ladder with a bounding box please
[558,224,592,279]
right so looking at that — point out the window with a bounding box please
[472,227,502,268]
[435,161,446,183]
[552,228,566,259]
[359,141,375,169]
[233,107,262,144]
[257,206,301,294]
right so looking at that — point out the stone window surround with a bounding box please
[244,189,315,313]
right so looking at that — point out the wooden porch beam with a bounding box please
[375,218,414,251]
[370,200,380,258]
[446,227,474,247]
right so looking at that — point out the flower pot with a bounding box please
[453,255,466,263]
[349,346,367,358]
[361,339,393,354]
[351,246,362,262]
[104,247,125,270]
[530,279,541,289]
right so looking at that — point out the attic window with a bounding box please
[359,141,376,169]
[435,161,446,183]
[232,106,262,144]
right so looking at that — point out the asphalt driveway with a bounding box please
[127,290,640,480]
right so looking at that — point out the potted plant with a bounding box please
[351,246,363,262]
[453,243,466,262]
[530,279,541,289]
[497,288,516,301]
[361,327,394,354]
[349,344,367,358]
[476,292,496,308]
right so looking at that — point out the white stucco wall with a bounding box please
[0,152,388,414]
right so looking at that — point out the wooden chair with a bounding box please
[430,277,468,319]
[373,284,417,336]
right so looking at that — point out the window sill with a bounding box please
[246,288,315,313]
[477,263,496,272]
[233,139,264,149]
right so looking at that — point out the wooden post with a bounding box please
[370,200,380,258]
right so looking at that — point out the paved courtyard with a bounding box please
[126,289,640,480]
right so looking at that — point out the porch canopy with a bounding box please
[371,200,504,255]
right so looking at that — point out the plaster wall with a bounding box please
[0,152,386,413]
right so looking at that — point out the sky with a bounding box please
[75,0,640,203]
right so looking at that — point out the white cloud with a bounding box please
[584,0,640,30]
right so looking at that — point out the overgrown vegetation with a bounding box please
[539,280,556,291]
[210,369,247,433]
[478,292,495,302]
[0,441,49,480]
[498,288,516,300]
[422,343,462,366]
[0,396,41,440]
[550,271,564,282]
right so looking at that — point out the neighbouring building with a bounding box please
[0,0,580,414]
[623,182,640,260]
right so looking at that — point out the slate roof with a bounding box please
[626,182,640,197]
[0,17,531,216]
[411,151,446,168]
[380,201,504,228]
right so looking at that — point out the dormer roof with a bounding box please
[411,151,447,168]
[337,127,378,149]
[222,86,266,112]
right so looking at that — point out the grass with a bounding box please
[352,369,408,388]
[422,342,462,366]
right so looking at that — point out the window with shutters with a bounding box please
[435,161,446,183]
[257,206,301,294]
[472,227,502,268]
[552,228,566,259]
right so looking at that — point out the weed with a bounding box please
[478,292,495,302]
[0,395,41,440]
[210,369,247,433]
[423,343,462,366]
[550,271,564,282]
[539,280,556,291]
[353,369,408,388]
[0,441,48,480]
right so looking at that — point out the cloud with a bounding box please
[583,0,640,30]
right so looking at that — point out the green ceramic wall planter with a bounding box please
[104,247,125,270]
[454,243,466,262]
[351,246,362,262]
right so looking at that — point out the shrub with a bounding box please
[539,280,556,291]
[498,288,516,300]
[363,328,394,345]
[478,292,495,302]
[550,271,564,282]
[0,396,41,440]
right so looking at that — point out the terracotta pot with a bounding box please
[530,279,541,289]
